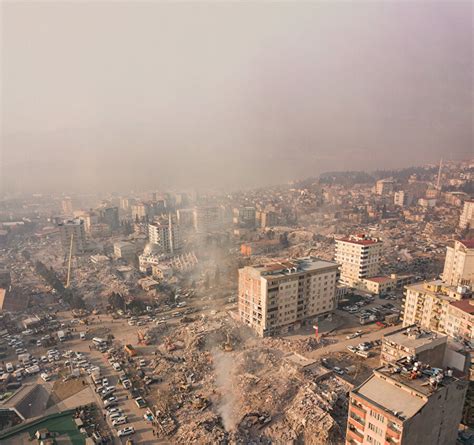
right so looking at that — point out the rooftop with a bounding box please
[450,299,474,315]
[251,257,338,278]
[336,234,380,246]
[459,239,474,249]
[383,325,447,351]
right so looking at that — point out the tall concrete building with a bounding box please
[375,179,394,196]
[347,362,467,445]
[394,190,413,207]
[233,207,256,228]
[99,206,119,230]
[193,206,221,233]
[335,234,382,287]
[58,219,86,254]
[61,197,74,216]
[402,280,473,341]
[148,216,181,253]
[443,239,474,286]
[460,200,474,230]
[238,257,339,337]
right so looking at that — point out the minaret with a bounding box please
[436,158,443,190]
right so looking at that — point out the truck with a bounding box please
[124,344,137,357]
[58,331,66,342]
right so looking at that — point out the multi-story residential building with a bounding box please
[58,219,86,254]
[402,280,473,341]
[375,179,394,196]
[347,362,467,445]
[238,257,339,337]
[380,325,447,367]
[442,239,474,286]
[148,216,181,253]
[113,241,136,260]
[335,234,382,287]
[394,190,413,207]
[460,200,474,230]
[61,196,74,216]
[193,206,221,233]
[362,273,414,296]
[233,207,256,228]
[259,210,278,228]
[99,206,119,230]
[131,202,150,222]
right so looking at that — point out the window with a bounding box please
[368,422,383,436]
[369,410,385,423]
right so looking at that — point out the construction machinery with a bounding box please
[222,333,233,352]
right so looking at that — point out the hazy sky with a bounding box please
[1,1,472,193]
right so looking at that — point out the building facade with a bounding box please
[347,364,467,445]
[193,206,221,233]
[148,217,181,253]
[442,239,474,286]
[375,179,394,196]
[58,219,86,254]
[402,280,474,341]
[238,257,339,337]
[460,200,474,230]
[335,234,382,287]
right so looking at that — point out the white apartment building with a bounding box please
[148,217,181,253]
[442,239,474,286]
[58,219,86,254]
[238,257,339,337]
[335,234,382,287]
[460,200,474,229]
[193,206,221,233]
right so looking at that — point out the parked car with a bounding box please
[117,427,135,437]
[134,397,146,408]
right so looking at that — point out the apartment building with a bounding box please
[347,362,467,445]
[459,200,474,230]
[113,241,136,260]
[61,196,74,216]
[362,274,414,296]
[148,216,181,253]
[380,325,447,367]
[335,234,382,287]
[375,179,394,196]
[402,280,473,341]
[58,219,86,254]
[238,257,339,337]
[394,191,413,207]
[233,207,256,228]
[442,239,474,286]
[193,206,221,233]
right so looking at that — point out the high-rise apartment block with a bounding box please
[347,362,467,445]
[335,234,382,287]
[148,216,181,253]
[459,200,474,230]
[193,206,221,233]
[402,280,473,341]
[238,257,339,337]
[375,179,394,196]
[233,207,256,228]
[99,206,119,230]
[61,197,74,216]
[58,219,86,254]
[443,239,474,286]
[394,190,413,207]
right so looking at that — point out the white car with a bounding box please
[117,427,135,437]
[112,362,122,371]
[109,412,123,421]
[139,359,146,367]
[112,416,128,426]
[6,363,14,373]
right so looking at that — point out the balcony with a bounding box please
[347,428,364,443]
[349,415,365,431]
[350,405,367,420]
[386,424,401,440]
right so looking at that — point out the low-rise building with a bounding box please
[362,274,415,296]
[380,325,447,367]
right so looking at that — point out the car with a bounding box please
[6,363,14,373]
[134,397,146,408]
[113,362,122,371]
[107,406,123,414]
[112,416,128,426]
[333,367,344,375]
[102,378,109,386]
[346,331,363,340]
[109,412,123,421]
[117,427,135,437]
[36,340,42,347]
[105,396,117,403]
[104,400,118,409]
[346,345,357,353]
[139,359,146,368]
[122,379,132,389]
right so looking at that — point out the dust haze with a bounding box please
[1,1,472,194]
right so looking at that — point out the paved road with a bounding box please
[306,323,402,360]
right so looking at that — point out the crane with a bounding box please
[65,232,74,288]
